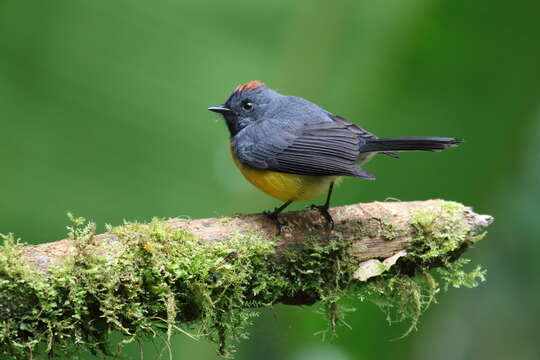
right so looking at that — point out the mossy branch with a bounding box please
[0,200,492,359]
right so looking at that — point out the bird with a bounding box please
[209,81,461,234]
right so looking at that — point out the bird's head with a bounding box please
[208,80,276,136]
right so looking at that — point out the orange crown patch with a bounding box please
[235,80,265,93]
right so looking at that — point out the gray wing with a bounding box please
[233,116,375,179]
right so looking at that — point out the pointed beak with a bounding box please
[208,106,233,115]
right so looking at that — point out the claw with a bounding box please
[309,204,334,229]
[263,209,285,235]
[263,201,292,236]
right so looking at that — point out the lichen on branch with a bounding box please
[0,200,492,359]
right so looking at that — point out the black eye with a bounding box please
[242,101,254,111]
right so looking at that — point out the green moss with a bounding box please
[379,216,405,241]
[408,201,467,261]
[0,217,357,359]
[436,258,486,290]
[357,272,433,337]
[0,204,487,359]
[356,201,486,336]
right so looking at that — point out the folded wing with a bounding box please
[233,116,375,179]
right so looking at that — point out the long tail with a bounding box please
[359,136,462,153]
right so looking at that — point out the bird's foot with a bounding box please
[309,204,335,229]
[263,209,286,236]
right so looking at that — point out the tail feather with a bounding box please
[359,137,462,153]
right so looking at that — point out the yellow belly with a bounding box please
[230,146,337,202]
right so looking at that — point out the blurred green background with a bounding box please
[1,0,539,359]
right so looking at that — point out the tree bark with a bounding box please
[21,199,492,273]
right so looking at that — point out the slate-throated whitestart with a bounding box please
[209,81,461,234]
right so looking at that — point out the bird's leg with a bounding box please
[263,200,292,235]
[309,182,335,229]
